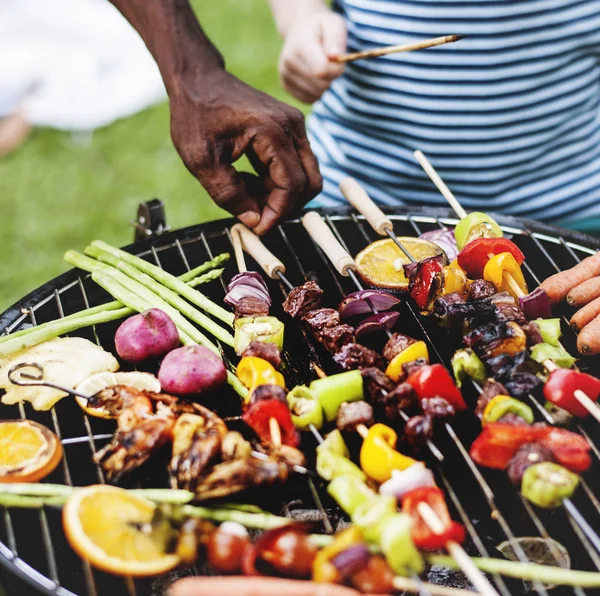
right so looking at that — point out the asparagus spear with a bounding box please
[179,252,230,282]
[88,240,234,327]
[83,246,234,347]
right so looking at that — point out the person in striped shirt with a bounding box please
[268,0,600,232]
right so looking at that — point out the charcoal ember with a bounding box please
[401,359,428,380]
[242,340,281,369]
[250,384,288,404]
[475,379,508,419]
[507,443,555,486]
[385,382,419,417]
[468,280,497,301]
[522,322,543,347]
[382,333,416,362]
[505,373,542,399]
[497,413,530,426]
[302,308,340,336]
[361,367,396,403]
[405,415,433,447]
[321,324,356,354]
[421,397,455,423]
[336,401,374,432]
[234,296,270,319]
[494,303,526,325]
[333,343,382,370]
[283,281,324,318]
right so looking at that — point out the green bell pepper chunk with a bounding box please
[451,348,486,388]
[310,370,364,422]
[531,343,576,369]
[233,316,285,355]
[317,449,366,482]
[521,462,579,508]
[454,212,503,250]
[327,476,376,517]
[483,395,534,425]
[352,494,398,544]
[534,318,562,347]
[286,385,323,430]
[316,429,349,458]
[380,513,424,576]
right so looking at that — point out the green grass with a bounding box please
[0,0,305,310]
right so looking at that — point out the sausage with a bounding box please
[571,295,600,332]
[540,252,600,304]
[577,313,600,354]
[169,577,364,596]
[566,277,600,308]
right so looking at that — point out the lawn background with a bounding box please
[0,0,298,310]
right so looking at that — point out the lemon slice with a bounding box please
[75,372,161,418]
[355,237,445,290]
[0,420,63,483]
[63,485,180,576]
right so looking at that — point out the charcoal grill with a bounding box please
[2,206,600,596]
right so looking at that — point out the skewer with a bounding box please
[413,149,600,423]
[302,212,499,596]
[332,34,465,64]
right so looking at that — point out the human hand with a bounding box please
[169,70,322,234]
[278,9,347,104]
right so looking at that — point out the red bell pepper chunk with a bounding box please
[407,364,467,411]
[242,398,300,447]
[469,423,552,469]
[402,487,466,550]
[543,369,600,418]
[409,257,444,310]
[457,238,525,279]
[540,427,591,473]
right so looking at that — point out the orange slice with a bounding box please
[355,237,445,290]
[63,485,180,577]
[0,420,63,483]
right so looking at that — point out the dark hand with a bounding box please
[170,70,322,234]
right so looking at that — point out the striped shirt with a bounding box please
[307,0,600,227]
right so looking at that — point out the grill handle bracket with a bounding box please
[132,199,170,242]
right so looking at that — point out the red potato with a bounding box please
[114,309,180,363]
[566,277,600,308]
[169,577,364,596]
[577,313,600,355]
[158,345,227,395]
[540,251,600,304]
[570,295,600,332]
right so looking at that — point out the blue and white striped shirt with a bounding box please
[307,0,600,227]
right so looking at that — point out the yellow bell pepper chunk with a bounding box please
[483,252,528,299]
[313,527,364,583]
[236,356,285,399]
[360,423,418,483]
[385,341,429,382]
[440,266,469,298]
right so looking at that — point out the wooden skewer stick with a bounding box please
[332,34,465,64]
[413,150,600,422]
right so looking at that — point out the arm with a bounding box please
[267,0,347,104]
[110,0,322,234]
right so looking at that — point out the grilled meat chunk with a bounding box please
[522,322,543,347]
[382,333,416,362]
[421,397,455,423]
[235,296,270,319]
[336,401,374,432]
[250,384,288,404]
[464,321,527,360]
[333,343,382,370]
[401,359,428,381]
[242,340,282,369]
[321,324,355,353]
[283,281,323,318]
[475,379,509,419]
[301,308,340,336]
[507,444,555,486]
[405,415,433,447]
[497,413,530,426]
[221,431,252,461]
[505,373,542,399]
[494,303,527,325]
[432,292,466,328]
[361,367,395,403]
[468,280,497,301]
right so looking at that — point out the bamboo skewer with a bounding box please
[332,34,465,64]
[413,149,600,422]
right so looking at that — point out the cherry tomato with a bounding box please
[351,555,395,594]
[207,525,251,573]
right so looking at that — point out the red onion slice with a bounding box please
[519,287,552,321]
[225,272,272,307]
[402,254,446,282]
[355,312,400,338]
[419,229,458,261]
[331,544,370,578]
[379,462,436,501]
[338,290,401,319]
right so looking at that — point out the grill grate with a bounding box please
[1,208,600,596]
